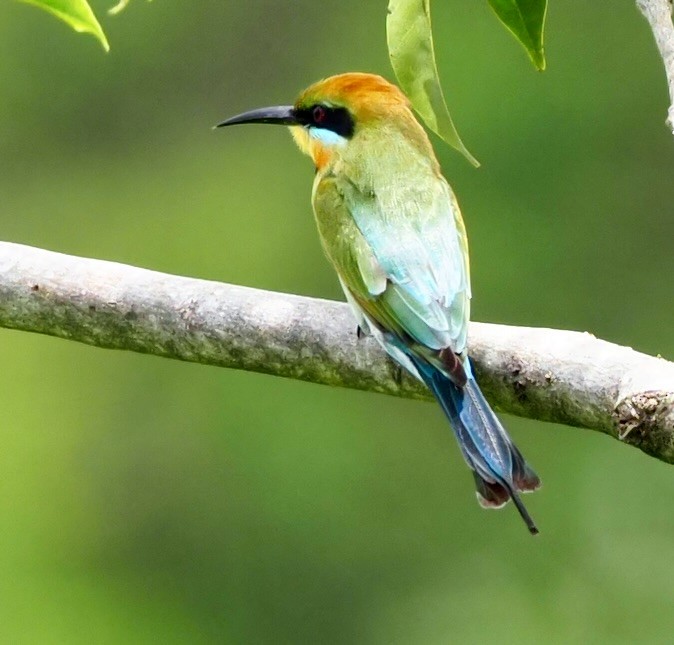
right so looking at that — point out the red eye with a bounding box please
[312,105,326,124]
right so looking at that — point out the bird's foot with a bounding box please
[356,325,370,339]
[392,363,404,387]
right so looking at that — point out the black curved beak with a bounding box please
[215,105,297,129]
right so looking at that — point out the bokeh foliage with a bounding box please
[1,2,674,643]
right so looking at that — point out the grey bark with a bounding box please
[1,241,673,463]
[637,0,674,132]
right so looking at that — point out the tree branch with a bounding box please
[637,0,674,133]
[1,241,673,463]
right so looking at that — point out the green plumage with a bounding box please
[217,72,541,531]
[311,120,471,380]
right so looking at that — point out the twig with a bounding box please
[1,241,673,462]
[637,0,674,133]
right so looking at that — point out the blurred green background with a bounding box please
[1,1,673,643]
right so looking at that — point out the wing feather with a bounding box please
[340,177,470,354]
[312,173,471,374]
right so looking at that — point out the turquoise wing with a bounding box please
[339,175,471,357]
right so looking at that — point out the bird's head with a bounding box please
[216,73,430,170]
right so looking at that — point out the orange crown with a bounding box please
[295,73,410,122]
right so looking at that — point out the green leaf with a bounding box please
[488,0,547,71]
[18,0,109,51]
[386,0,479,167]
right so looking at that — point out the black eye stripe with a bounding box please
[294,104,355,139]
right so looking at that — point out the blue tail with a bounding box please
[414,359,541,534]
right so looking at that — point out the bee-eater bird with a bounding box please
[217,73,541,534]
